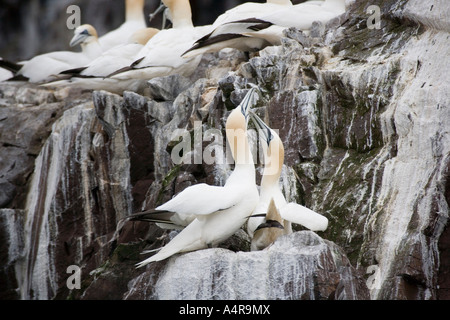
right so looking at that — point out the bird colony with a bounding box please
[1,0,347,267]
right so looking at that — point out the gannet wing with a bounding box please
[280,203,328,231]
[157,183,239,216]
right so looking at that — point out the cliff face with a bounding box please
[1,0,449,300]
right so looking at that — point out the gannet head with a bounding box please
[226,87,260,164]
[70,24,98,47]
[128,28,160,45]
[250,111,284,177]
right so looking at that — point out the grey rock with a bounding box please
[124,231,369,300]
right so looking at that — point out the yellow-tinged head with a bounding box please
[70,24,98,47]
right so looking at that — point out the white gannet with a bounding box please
[135,88,260,267]
[41,28,159,93]
[98,0,147,51]
[182,0,346,57]
[8,24,102,83]
[212,0,295,27]
[241,0,347,45]
[250,198,285,251]
[108,0,212,83]
[247,111,328,240]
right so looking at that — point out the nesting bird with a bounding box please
[183,0,346,57]
[42,28,159,93]
[1,24,102,83]
[134,88,260,267]
[247,112,328,247]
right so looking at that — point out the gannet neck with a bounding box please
[81,38,102,60]
[226,108,254,166]
[125,0,145,21]
[163,0,194,28]
[267,0,292,5]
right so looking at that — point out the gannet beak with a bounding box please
[70,29,90,47]
[239,87,260,123]
[250,111,273,147]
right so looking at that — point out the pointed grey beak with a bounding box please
[239,87,260,122]
[70,30,89,47]
[250,112,273,147]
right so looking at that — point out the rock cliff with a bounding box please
[0,0,449,300]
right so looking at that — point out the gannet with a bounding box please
[241,0,347,45]
[250,198,285,251]
[247,112,328,240]
[182,0,346,57]
[5,24,102,83]
[98,0,147,50]
[135,88,260,267]
[41,28,159,93]
[108,0,212,83]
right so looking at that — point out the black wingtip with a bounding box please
[127,209,174,224]
[106,56,145,78]
[182,33,247,57]
[0,59,22,73]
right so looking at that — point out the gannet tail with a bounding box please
[135,221,203,268]
[127,209,175,225]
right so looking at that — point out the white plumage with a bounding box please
[135,88,260,267]
[183,0,346,58]
[109,0,212,84]
[247,112,328,241]
[15,24,102,83]
[98,0,147,51]
[41,28,159,93]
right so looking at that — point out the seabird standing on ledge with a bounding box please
[182,0,346,57]
[135,88,260,267]
[247,112,328,242]
[2,24,102,83]
[41,28,159,92]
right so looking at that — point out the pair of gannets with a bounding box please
[1,25,102,83]
[130,87,328,266]
[183,0,346,58]
[134,87,260,267]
